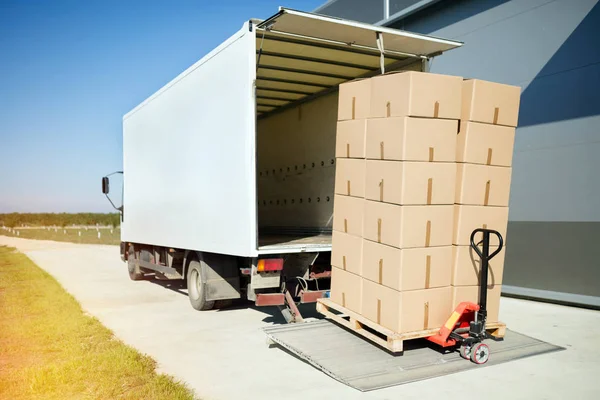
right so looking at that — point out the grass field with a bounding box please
[0,246,196,400]
[0,227,120,245]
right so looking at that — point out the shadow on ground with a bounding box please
[144,274,323,324]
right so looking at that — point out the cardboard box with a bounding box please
[336,119,367,158]
[334,158,366,198]
[370,71,462,119]
[451,284,502,322]
[362,280,452,333]
[455,164,512,206]
[365,161,456,205]
[363,201,454,249]
[362,240,452,291]
[456,121,516,167]
[462,79,521,127]
[453,205,509,246]
[331,231,363,276]
[333,195,364,237]
[330,267,362,314]
[452,245,506,286]
[365,117,458,162]
[338,78,371,121]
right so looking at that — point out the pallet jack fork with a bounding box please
[427,228,504,364]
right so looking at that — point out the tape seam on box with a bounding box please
[427,178,433,205]
[425,255,431,289]
[484,180,491,206]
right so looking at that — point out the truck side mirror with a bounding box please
[102,177,110,194]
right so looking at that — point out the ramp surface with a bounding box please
[264,320,563,391]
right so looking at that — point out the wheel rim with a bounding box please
[128,256,135,273]
[189,269,200,300]
[472,344,490,364]
[128,248,136,273]
[460,345,472,359]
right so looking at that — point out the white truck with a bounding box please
[102,8,461,320]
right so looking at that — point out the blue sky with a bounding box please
[0,0,322,213]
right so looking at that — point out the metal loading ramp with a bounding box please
[264,320,563,391]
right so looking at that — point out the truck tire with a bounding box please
[127,245,145,281]
[187,259,215,311]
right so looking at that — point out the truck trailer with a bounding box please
[102,8,462,319]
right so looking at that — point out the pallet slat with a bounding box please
[316,298,506,353]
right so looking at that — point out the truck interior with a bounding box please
[255,8,462,253]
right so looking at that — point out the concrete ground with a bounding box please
[1,236,599,400]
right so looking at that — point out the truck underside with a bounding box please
[121,241,330,320]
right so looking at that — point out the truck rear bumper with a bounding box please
[255,293,285,306]
[254,290,329,307]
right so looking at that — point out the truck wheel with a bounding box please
[127,245,145,281]
[187,259,215,311]
[470,343,490,365]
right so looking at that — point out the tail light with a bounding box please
[257,258,284,272]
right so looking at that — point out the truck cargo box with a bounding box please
[122,8,462,257]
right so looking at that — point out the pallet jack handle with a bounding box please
[428,229,505,363]
[469,229,503,319]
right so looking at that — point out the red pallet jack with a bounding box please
[427,228,504,364]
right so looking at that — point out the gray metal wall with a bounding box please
[315,0,385,23]
[319,0,600,305]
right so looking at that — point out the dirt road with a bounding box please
[1,236,598,400]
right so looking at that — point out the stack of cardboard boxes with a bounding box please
[330,71,520,334]
[332,71,462,333]
[451,79,520,322]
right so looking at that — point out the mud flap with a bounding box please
[200,252,241,301]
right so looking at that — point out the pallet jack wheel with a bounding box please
[470,343,490,364]
[459,344,472,360]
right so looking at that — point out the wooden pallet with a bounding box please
[316,298,506,353]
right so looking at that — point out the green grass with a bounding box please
[0,246,196,400]
[1,227,120,245]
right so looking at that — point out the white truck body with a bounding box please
[123,23,257,257]
[121,8,462,258]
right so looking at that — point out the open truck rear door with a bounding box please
[254,8,463,117]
